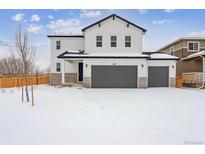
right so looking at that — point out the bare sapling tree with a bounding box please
[0,57,24,75]
[13,23,36,102]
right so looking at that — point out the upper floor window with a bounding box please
[125,36,131,47]
[56,63,61,72]
[56,41,61,50]
[111,36,117,47]
[188,42,199,51]
[96,36,102,47]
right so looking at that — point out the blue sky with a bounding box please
[1,9,205,69]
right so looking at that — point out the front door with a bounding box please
[78,62,83,81]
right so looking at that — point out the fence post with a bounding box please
[31,85,34,106]
[22,86,24,102]
[36,74,38,85]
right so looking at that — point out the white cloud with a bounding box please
[26,24,44,34]
[31,14,40,22]
[80,10,101,18]
[12,13,25,21]
[0,39,13,58]
[50,27,83,35]
[138,9,148,14]
[0,39,12,47]
[188,30,205,37]
[48,15,54,19]
[152,19,174,25]
[164,9,175,13]
[47,18,82,34]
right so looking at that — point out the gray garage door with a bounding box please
[91,66,138,88]
[148,66,169,87]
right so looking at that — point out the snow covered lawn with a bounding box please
[0,86,205,144]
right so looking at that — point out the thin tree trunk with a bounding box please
[25,83,29,102]
[24,63,29,102]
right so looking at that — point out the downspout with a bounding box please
[198,55,205,89]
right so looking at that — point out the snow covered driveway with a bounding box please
[0,86,205,144]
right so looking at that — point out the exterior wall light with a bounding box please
[86,64,88,68]
[141,64,144,68]
[172,65,174,68]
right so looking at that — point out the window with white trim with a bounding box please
[188,42,199,51]
[111,36,117,47]
[56,41,61,50]
[96,36,102,47]
[56,63,61,72]
[125,36,131,47]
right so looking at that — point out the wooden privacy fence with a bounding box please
[176,72,204,88]
[0,74,50,88]
[176,75,183,88]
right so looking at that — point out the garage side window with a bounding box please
[56,63,61,72]
[188,42,199,51]
[125,36,131,47]
[96,36,102,47]
[111,36,117,47]
[56,41,61,50]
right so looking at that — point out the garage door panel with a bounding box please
[148,67,169,87]
[91,66,137,88]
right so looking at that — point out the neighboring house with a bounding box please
[157,37,205,76]
[48,14,178,88]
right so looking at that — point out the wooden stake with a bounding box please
[22,86,24,102]
[31,85,34,106]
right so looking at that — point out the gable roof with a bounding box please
[81,14,147,33]
[156,37,205,52]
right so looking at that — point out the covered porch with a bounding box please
[180,51,205,88]
[61,59,84,86]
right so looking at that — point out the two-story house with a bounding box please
[48,14,178,88]
[157,37,205,76]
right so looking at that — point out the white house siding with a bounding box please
[50,37,84,73]
[84,17,143,53]
[83,58,147,88]
[147,60,177,87]
[50,37,84,85]
[48,14,178,88]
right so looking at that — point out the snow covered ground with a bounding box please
[0,86,205,145]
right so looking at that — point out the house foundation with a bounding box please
[138,77,148,88]
[65,73,77,83]
[170,77,176,87]
[51,73,62,86]
[83,77,91,88]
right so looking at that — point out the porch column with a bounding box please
[62,60,65,84]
